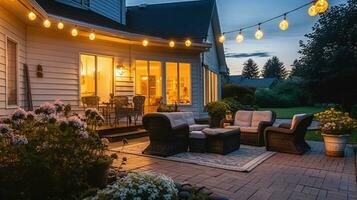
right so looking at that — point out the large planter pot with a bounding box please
[322,133,350,157]
[209,118,222,128]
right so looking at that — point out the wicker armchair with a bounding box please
[264,114,313,154]
[113,96,131,126]
[142,113,189,157]
[133,96,145,125]
[81,96,100,109]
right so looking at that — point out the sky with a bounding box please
[127,0,347,75]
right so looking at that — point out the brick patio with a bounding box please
[110,138,357,200]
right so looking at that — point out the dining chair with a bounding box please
[133,95,146,125]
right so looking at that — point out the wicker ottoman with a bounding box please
[203,128,240,155]
[189,131,207,153]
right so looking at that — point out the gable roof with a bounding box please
[126,0,215,41]
[230,75,277,89]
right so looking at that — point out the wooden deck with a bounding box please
[110,138,357,200]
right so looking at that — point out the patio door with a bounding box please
[135,60,162,113]
[80,54,113,104]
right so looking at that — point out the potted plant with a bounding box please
[315,108,357,157]
[204,101,229,128]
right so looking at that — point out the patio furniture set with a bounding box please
[142,111,313,157]
[81,95,146,127]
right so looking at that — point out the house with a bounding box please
[230,75,278,89]
[0,0,227,118]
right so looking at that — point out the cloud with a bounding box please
[225,51,271,58]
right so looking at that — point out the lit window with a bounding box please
[204,68,218,105]
[6,39,17,106]
[165,62,191,105]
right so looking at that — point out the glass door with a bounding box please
[97,56,113,103]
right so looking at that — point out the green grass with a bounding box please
[259,107,325,119]
[305,130,357,144]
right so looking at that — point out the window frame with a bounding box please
[5,36,19,108]
[203,67,218,105]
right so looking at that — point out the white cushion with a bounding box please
[234,111,253,127]
[251,111,273,127]
[189,124,209,132]
[202,128,234,136]
[182,112,196,125]
[291,114,306,130]
[190,131,206,139]
[225,125,240,129]
[240,127,258,133]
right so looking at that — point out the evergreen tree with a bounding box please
[242,59,260,79]
[261,56,287,80]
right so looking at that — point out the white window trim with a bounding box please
[5,36,20,109]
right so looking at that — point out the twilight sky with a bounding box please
[127,0,346,75]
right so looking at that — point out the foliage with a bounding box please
[222,98,245,114]
[91,172,178,200]
[351,104,357,119]
[293,0,357,107]
[204,101,229,127]
[314,108,357,134]
[261,56,287,80]
[242,58,260,79]
[0,101,116,199]
[157,103,179,112]
[222,84,255,105]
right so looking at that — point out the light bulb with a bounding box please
[43,19,51,28]
[57,22,64,30]
[28,11,36,21]
[308,4,318,16]
[142,39,149,47]
[169,40,175,48]
[71,28,78,37]
[89,32,96,40]
[236,32,244,43]
[255,27,264,40]
[279,19,289,31]
[185,39,192,47]
[315,0,329,14]
[219,34,225,43]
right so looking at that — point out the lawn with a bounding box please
[305,130,357,144]
[259,106,326,119]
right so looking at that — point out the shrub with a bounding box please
[0,101,115,199]
[351,105,357,119]
[204,101,229,127]
[222,98,245,114]
[315,108,357,134]
[222,84,255,105]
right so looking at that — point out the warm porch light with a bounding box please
[43,19,51,28]
[142,39,149,47]
[236,31,244,43]
[169,40,175,48]
[315,0,329,13]
[308,4,318,16]
[185,39,192,47]
[219,34,225,43]
[57,21,64,30]
[255,25,264,40]
[279,15,289,31]
[28,11,36,21]
[89,32,96,40]
[71,28,78,37]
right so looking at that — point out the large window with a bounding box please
[135,60,162,112]
[166,62,191,105]
[6,39,17,106]
[203,68,218,105]
[80,54,113,103]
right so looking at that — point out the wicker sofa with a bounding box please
[225,110,276,146]
[142,112,209,157]
[264,114,313,154]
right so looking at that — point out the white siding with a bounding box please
[204,23,220,73]
[0,5,26,116]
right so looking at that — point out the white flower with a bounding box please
[10,134,28,146]
[0,123,12,136]
[79,131,89,139]
[11,107,27,120]
[67,116,85,130]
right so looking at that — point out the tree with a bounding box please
[290,59,305,78]
[261,56,287,80]
[295,0,357,107]
[242,59,260,79]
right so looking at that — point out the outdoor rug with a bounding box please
[110,142,276,172]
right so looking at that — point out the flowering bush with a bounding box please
[91,172,178,200]
[314,108,357,134]
[0,101,116,199]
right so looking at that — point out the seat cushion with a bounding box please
[189,124,209,132]
[240,127,258,134]
[225,125,240,129]
[251,111,273,127]
[234,111,253,127]
[291,114,307,130]
[162,112,186,128]
[203,128,238,136]
[182,112,196,125]
[189,131,206,139]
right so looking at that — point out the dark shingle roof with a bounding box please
[230,75,277,89]
[126,0,215,41]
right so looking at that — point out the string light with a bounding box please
[169,40,175,48]
[315,0,329,13]
[57,21,64,30]
[43,19,51,28]
[255,24,264,40]
[28,11,36,21]
[185,39,192,47]
[89,32,96,40]
[219,34,225,43]
[71,27,78,37]
[279,14,289,31]
[308,4,318,16]
[142,39,149,47]
[236,30,244,43]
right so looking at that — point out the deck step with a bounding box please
[101,129,148,142]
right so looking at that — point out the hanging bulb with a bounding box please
[89,32,96,40]
[315,0,329,14]
[236,30,244,43]
[219,34,225,43]
[43,19,51,28]
[185,39,192,47]
[71,27,78,37]
[57,21,64,30]
[28,11,37,21]
[169,40,175,48]
[142,39,149,47]
[279,14,289,31]
[308,4,318,16]
[255,24,264,40]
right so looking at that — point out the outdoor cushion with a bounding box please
[182,112,196,125]
[162,112,186,129]
[189,124,210,132]
[225,125,240,129]
[234,111,253,127]
[240,127,258,133]
[203,128,236,136]
[251,111,273,127]
[291,114,307,130]
[189,131,206,139]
